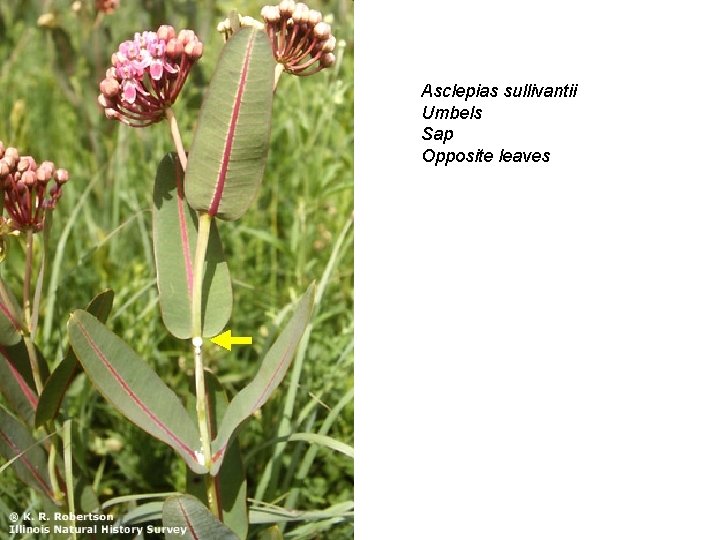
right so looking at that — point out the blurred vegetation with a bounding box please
[0,0,353,538]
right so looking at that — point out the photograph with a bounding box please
[0,0,354,538]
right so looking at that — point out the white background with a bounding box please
[356,1,720,538]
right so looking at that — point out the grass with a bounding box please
[0,0,353,538]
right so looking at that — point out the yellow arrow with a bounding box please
[210,330,253,351]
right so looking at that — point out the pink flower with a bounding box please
[98,26,203,127]
[0,142,69,233]
[261,1,336,76]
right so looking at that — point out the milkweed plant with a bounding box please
[0,1,349,538]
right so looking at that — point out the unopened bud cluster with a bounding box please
[261,1,336,76]
[96,0,120,14]
[98,26,203,127]
[0,142,69,232]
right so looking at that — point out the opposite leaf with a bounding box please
[0,406,54,501]
[68,310,206,473]
[185,26,275,221]
[163,495,239,540]
[0,343,38,426]
[211,285,315,473]
[0,279,23,345]
[153,153,232,338]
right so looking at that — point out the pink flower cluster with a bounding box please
[0,142,69,233]
[98,26,203,127]
[261,1,336,76]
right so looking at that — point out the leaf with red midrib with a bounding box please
[163,495,239,540]
[0,280,23,345]
[0,405,54,500]
[0,344,38,426]
[185,27,275,221]
[153,153,232,339]
[210,285,315,474]
[68,310,206,473]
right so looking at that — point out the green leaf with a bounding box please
[67,310,206,473]
[0,279,23,345]
[36,290,115,427]
[0,406,54,500]
[211,285,315,473]
[0,343,37,426]
[163,495,239,540]
[153,153,232,339]
[185,27,275,221]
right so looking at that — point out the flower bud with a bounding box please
[21,171,36,186]
[178,29,194,46]
[100,78,120,97]
[293,4,309,23]
[321,35,336,53]
[0,141,4,159]
[4,148,19,167]
[55,169,69,184]
[17,156,35,173]
[307,10,322,24]
[36,162,54,182]
[217,18,231,33]
[0,160,10,178]
[261,6,281,22]
[157,24,175,41]
[320,52,335,68]
[278,0,296,17]
[314,22,331,40]
[166,38,183,58]
[185,41,203,59]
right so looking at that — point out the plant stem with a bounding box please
[23,231,43,394]
[165,108,187,170]
[193,342,219,517]
[191,212,219,517]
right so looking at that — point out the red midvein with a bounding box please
[75,320,197,462]
[175,159,194,301]
[0,347,37,409]
[208,30,256,216]
[212,340,295,463]
[179,501,200,540]
[0,301,21,332]
[0,429,53,498]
